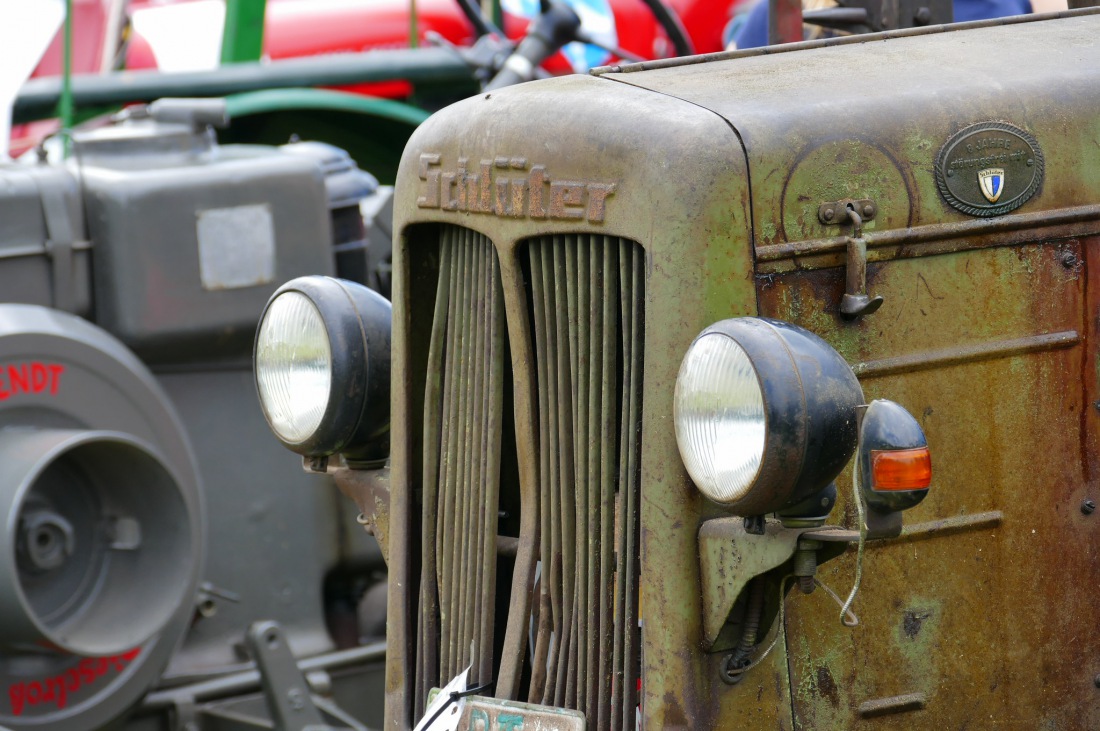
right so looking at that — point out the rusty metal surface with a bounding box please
[759,237,1100,727]
[333,467,392,565]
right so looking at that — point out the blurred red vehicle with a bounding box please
[11,0,742,156]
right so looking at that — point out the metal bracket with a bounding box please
[837,206,884,319]
[246,621,334,731]
[28,167,85,313]
[819,199,876,225]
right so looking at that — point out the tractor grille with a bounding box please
[410,224,644,729]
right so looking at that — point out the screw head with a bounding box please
[1082,499,1096,515]
[823,207,835,222]
[1062,252,1078,269]
[862,204,875,219]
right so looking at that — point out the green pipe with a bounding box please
[14,47,474,124]
[224,88,431,126]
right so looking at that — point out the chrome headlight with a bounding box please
[254,276,391,462]
[674,318,863,515]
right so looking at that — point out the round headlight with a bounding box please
[674,318,864,516]
[255,292,332,444]
[254,276,391,462]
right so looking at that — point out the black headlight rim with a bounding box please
[682,317,864,517]
[254,275,390,458]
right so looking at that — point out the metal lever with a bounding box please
[840,206,884,319]
[247,621,333,731]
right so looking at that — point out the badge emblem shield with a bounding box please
[978,168,1005,203]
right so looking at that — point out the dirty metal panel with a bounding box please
[600,13,1100,249]
[758,238,1099,728]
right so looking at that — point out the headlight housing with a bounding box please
[254,276,391,462]
[674,318,864,515]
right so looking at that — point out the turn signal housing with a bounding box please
[858,399,932,512]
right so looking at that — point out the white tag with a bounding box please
[413,666,471,731]
[196,204,276,290]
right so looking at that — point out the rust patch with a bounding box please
[661,691,692,729]
[903,609,932,639]
[815,666,840,709]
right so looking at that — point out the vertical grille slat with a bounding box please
[618,242,644,727]
[528,242,557,706]
[554,239,578,711]
[454,231,480,679]
[478,243,504,685]
[571,237,590,715]
[410,225,643,730]
[596,238,619,731]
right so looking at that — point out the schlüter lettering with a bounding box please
[417,153,616,223]
[0,363,64,401]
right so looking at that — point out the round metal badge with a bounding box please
[934,121,1044,217]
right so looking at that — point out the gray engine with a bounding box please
[0,99,386,731]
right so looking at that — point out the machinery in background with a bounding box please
[0,98,388,731]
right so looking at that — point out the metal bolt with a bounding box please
[1062,252,1078,269]
[18,511,76,573]
[862,204,875,219]
[793,541,821,595]
[823,207,835,222]
[1094,674,1100,688]
[1082,499,1096,515]
[914,6,931,23]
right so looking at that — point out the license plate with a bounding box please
[447,694,586,731]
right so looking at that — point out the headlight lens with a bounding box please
[674,333,766,505]
[255,291,332,444]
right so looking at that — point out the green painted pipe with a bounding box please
[224,88,431,126]
[14,47,474,124]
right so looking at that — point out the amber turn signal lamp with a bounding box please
[857,400,931,513]
[871,447,932,491]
